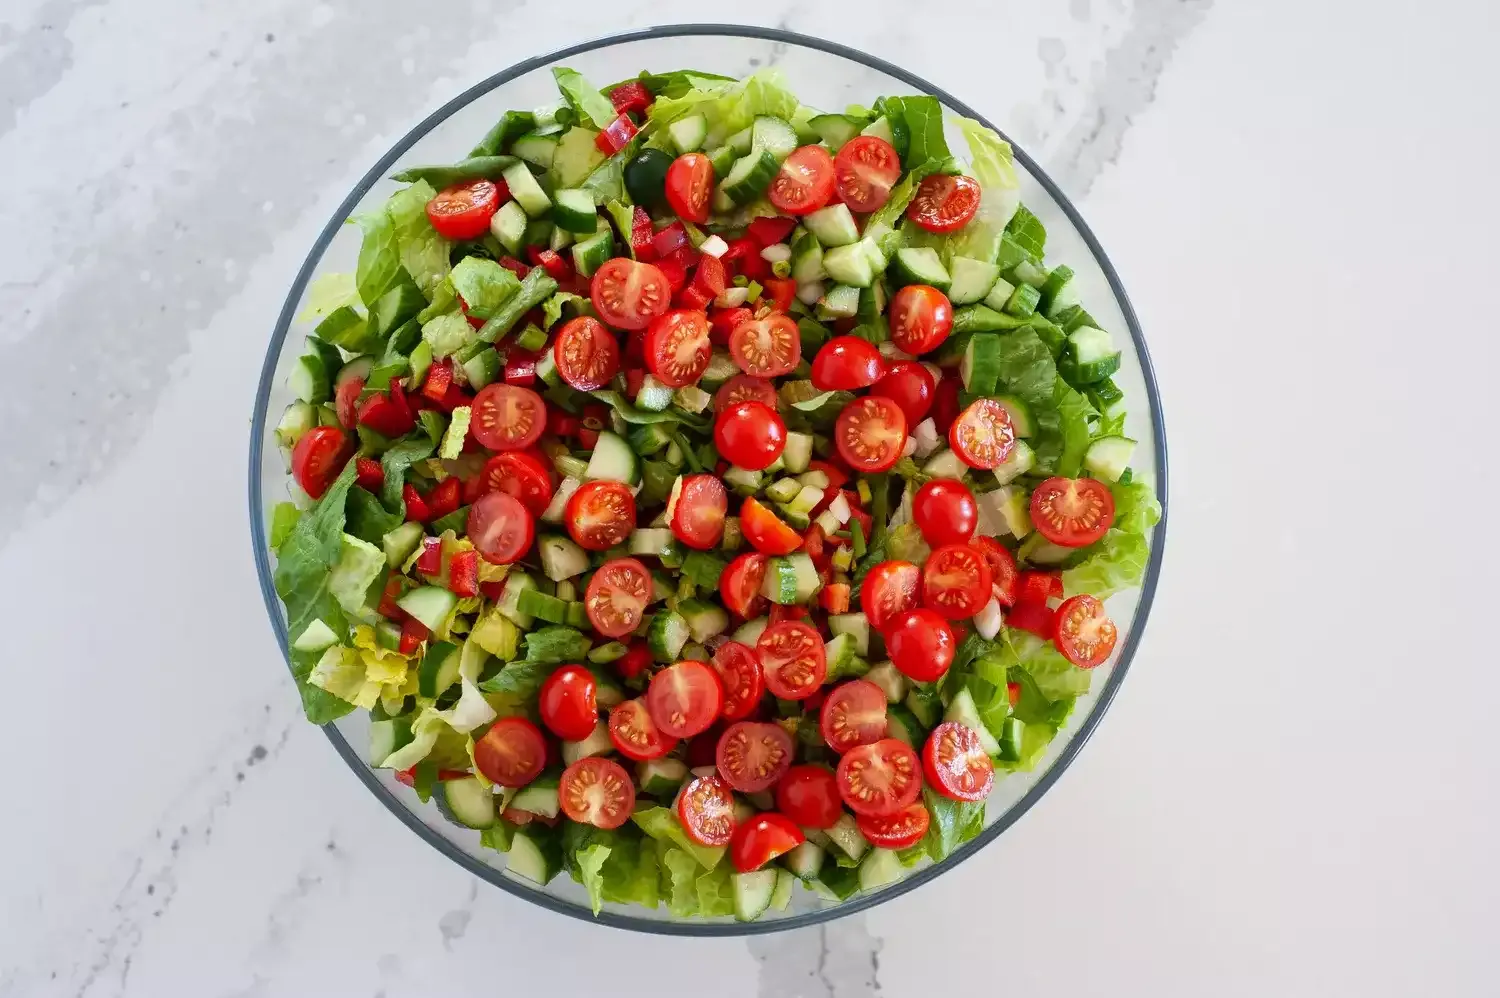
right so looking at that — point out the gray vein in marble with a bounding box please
[0,0,108,136]
[748,917,883,998]
[437,881,480,950]
[1045,0,1215,197]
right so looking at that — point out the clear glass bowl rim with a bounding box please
[246,22,1170,936]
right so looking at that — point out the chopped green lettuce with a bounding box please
[328,533,386,618]
[379,435,437,513]
[449,257,520,319]
[344,486,402,547]
[921,788,986,863]
[646,69,799,144]
[541,292,587,330]
[1062,529,1150,600]
[632,806,725,870]
[553,67,617,130]
[991,327,1095,475]
[297,272,360,323]
[876,95,949,168]
[268,501,301,550]
[575,843,612,915]
[385,180,452,293]
[421,310,473,360]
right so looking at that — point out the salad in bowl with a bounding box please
[264,60,1161,924]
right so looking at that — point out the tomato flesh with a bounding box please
[820,679,889,754]
[834,396,907,473]
[885,608,956,682]
[466,490,535,565]
[836,738,922,817]
[860,560,922,630]
[553,315,620,391]
[669,473,727,550]
[646,308,712,387]
[608,697,677,761]
[833,136,902,213]
[678,774,738,847]
[716,721,795,793]
[870,361,935,426]
[665,152,714,224]
[776,765,843,829]
[646,660,724,739]
[715,402,787,472]
[565,480,636,552]
[769,144,836,215]
[714,374,778,413]
[538,664,599,742]
[721,552,769,619]
[730,813,805,873]
[907,174,982,233]
[949,398,1016,470]
[729,313,801,377]
[922,543,992,620]
[477,450,554,517]
[471,383,546,452]
[857,802,931,850]
[473,716,547,787]
[425,178,501,240]
[923,721,995,802]
[559,757,636,829]
[1029,477,1116,547]
[889,284,954,356]
[756,621,827,700]
[811,336,884,391]
[590,258,671,331]
[712,640,765,721]
[291,425,348,500]
[972,535,1021,606]
[913,478,978,547]
[585,557,652,638]
[1053,594,1118,668]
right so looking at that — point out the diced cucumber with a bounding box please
[1087,379,1128,421]
[960,334,1002,395]
[435,776,497,829]
[947,257,1000,305]
[628,423,675,456]
[992,394,1035,437]
[511,777,562,819]
[289,353,331,405]
[669,113,709,154]
[921,448,969,480]
[733,616,770,647]
[674,384,711,414]
[461,348,501,391]
[751,116,799,162]
[707,144,736,179]
[1011,259,1048,289]
[381,521,424,568]
[857,848,907,892]
[724,466,764,495]
[823,633,859,677]
[889,247,951,292]
[678,598,729,643]
[368,717,413,765]
[538,535,589,582]
[634,373,675,412]
[550,125,606,188]
[764,477,802,504]
[864,661,908,704]
[629,527,673,557]
[502,160,551,217]
[417,640,463,698]
[777,431,814,475]
[551,188,598,233]
[699,350,740,389]
[817,284,861,320]
[803,203,859,247]
[982,276,1018,313]
[808,113,864,151]
[541,477,582,524]
[1062,325,1122,384]
[861,116,895,144]
[733,869,779,922]
[996,715,1025,762]
[726,126,754,154]
[944,687,1003,756]
[275,400,317,449]
[562,720,613,765]
[771,869,796,911]
[637,757,688,795]
[783,840,826,881]
[517,587,570,624]
[1018,533,1074,567]
[826,813,868,862]
[1004,282,1042,318]
[761,557,800,605]
[790,228,825,284]
[1084,435,1137,483]
[292,618,339,654]
[397,586,457,632]
[904,687,941,728]
[496,570,539,628]
[648,609,690,661]
[787,551,821,602]
[512,131,560,169]
[990,485,1033,539]
[823,242,877,288]
[491,200,529,254]
[549,224,576,253]
[584,430,641,485]
[1040,264,1080,317]
[507,827,564,884]
[826,613,870,656]
[992,439,1036,486]
[570,229,613,278]
[721,149,779,204]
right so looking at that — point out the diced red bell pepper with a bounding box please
[692,253,728,298]
[609,80,651,117]
[668,243,700,270]
[676,284,713,311]
[624,367,646,399]
[427,477,461,520]
[652,221,688,259]
[498,257,531,279]
[529,247,573,282]
[802,525,826,561]
[547,406,579,439]
[466,312,487,330]
[714,460,729,477]
[747,216,797,247]
[763,277,797,313]
[398,615,430,655]
[1006,599,1056,639]
[479,580,508,601]
[436,383,473,414]
[505,347,538,386]
[846,505,874,543]
[710,306,752,345]
[1007,682,1021,707]
[722,235,758,265]
[1019,570,1063,605]
[448,549,479,597]
[415,536,443,575]
[615,640,653,680]
[389,378,413,418]
[832,316,858,336]
[807,459,850,492]
[630,206,656,261]
[377,576,406,620]
[403,483,432,523]
[656,254,689,293]
[355,457,385,492]
[357,391,416,438]
[595,112,639,155]
[819,582,850,615]
[422,359,454,402]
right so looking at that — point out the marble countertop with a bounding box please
[4,1,1496,995]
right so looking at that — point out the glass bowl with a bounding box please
[248,24,1168,935]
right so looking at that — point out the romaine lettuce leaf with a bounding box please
[379,435,437,514]
[553,67,617,130]
[541,291,587,330]
[434,677,497,733]
[631,806,725,870]
[268,501,301,550]
[694,862,736,918]
[921,788,986,862]
[521,626,592,665]
[1062,529,1150,600]
[328,533,386,618]
[469,110,537,158]
[575,842,613,915]
[344,486,402,546]
[646,69,800,143]
[659,844,701,917]
[298,272,360,323]
[876,95,949,168]
[601,831,659,909]
[421,310,473,360]
[1110,479,1163,535]
[354,211,403,308]
[385,180,451,294]
[991,328,1095,475]
[449,257,520,319]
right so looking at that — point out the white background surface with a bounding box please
[2,1,1496,996]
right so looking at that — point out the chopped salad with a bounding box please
[268,65,1160,921]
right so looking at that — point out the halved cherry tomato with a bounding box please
[564,480,636,551]
[646,660,724,739]
[1030,477,1116,547]
[834,396,907,473]
[950,398,1016,470]
[857,802,931,849]
[756,621,826,700]
[665,152,714,225]
[923,721,995,802]
[609,80,651,116]
[426,476,461,521]
[811,336,884,391]
[769,144,836,214]
[590,258,672,331]
[553,316,620,391]
[739,496,802,555]
[357,391,415,438]
[913,478,977,547]
[291,426,348,499]
[669,473,727,550]
[923,543,992,620]
[859,560,921,631]
[335,375,364,428]
[678,774,738,847]
[775,765,842,829]
[585,557,652,639]
[714,373,778,413]
[645,308,712,387]
[716,401,787,473]
[885,608,956,682]
[609,698,677,761]
[932,377,962,434]
[449,546,479,595]
[467,490,534,564]
[471,383,546,451]
[712,640,765,721]
[425,178,501,240]
[836,738,922,817]
[833,135,901,213]
[538,664,599,741]
[476,450,554,517]
[716,721,795,793]
[907,173,982,233]
[820,680,888,754]
[594,112,639,156]
[354,456,384,492]
[559,757,635,829]
[870,360,935,426]
[889,284,954,356]
[721,552,769,618]
[730,813,804,873]
[729,313,800,377]
[473,716,547,787]
[1019,570,1064,604]
[972,536,1021,606]
[747,216,798,246]
[1053,594,1118,669]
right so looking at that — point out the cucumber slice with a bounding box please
[921,448,969,480]
[490,200,529,254]
[817,284,861,319]
[764,478,802,504]
[904,686,942,729]
[1062,325,1122,384]
[289,353,331,405]
[726,126,754,154]
[436,776,497,829]
[857,848,907,892]
[986,485,1032,539]
[584,430,641,484]
[1040,264,1080,317]
[996,715,1025,762]
[721,149,779,205]
[864,661,908,704]
[783,840,826,881]
[808,113,864,152]
[803,203,859,247]
[517,587,571,623]
[549,224,576,253]
[397,586,457,632]
[507,827,564,884]
[982,276,1018,313]
[825,813,868,862]
[781,431,814,474]
[1018,533,1074,566]
[790,228,825,284]
[1084,435,1137,483]
[823,242,877,288]
[501,160,551,217]
[707,144,737,179]
[550,126,606,188]
[860,116,895,144]
[274,400,317,449]
[368,717,413,765]
[992,438,1036,486]
[551,188,598,233]
[732,869,779,922]
[771,869,796,911]
[636,757,688,795]
[1087,378,1127,421]
[647,609,690,661]
[960,334,1002,395]
[538,535,589,582]
[760,557,800,605]
[378,521,422,569]
[674,384,712,415]
[496,570,539,628]
[541,477,581,524]
[944,687,1004,755]
[1010,258,1048,289]
[629,527,673,557]
[417,640,462,698]
[677,598,730,643]
[826,613,870,656]
[461,348,501,391]
[1004,282,1042,318]
[512,131,559,169]
[291,618,339,654]
[669,113,709,154]
[724,466,764,496]
[561,720,614,765]
[948,257,1000,305]
[732,616,770,647]
[635,374,675,412]
[751,116,798,162]
[786,552,821,602]
[510,777,562,819]
[823,633,860,677]
[992,394,1035,437]
[890,248,951,292]
[570,229,613,278]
